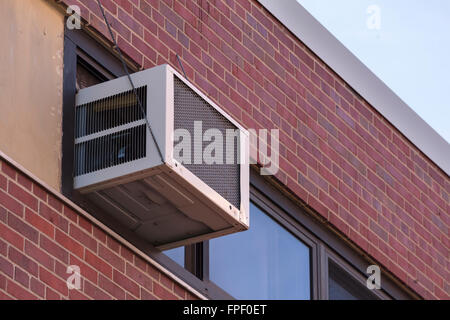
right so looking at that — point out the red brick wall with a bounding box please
[0,158,199,300]
[11,0,448,299]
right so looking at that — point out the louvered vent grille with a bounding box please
[173,77,241,209]
[75,87,147,138]
[74,86,147,176]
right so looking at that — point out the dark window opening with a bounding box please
[76,58,106,89]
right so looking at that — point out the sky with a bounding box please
[296,0,450,143]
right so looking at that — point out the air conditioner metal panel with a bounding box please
[174,77,241,209]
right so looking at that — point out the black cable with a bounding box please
[96,0,164,163]
[176,54,187,79]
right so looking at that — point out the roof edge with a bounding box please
[258,0,450,176]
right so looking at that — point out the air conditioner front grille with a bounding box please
[75,86,147,138]
[74,124,146,176]
[173,77,241,209]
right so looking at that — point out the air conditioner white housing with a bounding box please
[74,64,249,250]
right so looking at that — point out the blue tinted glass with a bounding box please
[210,202,311,299]
[164,247,184,266]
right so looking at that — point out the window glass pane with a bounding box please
[210,202,311,299]
[328,261,379,300]
[164,247,184,267]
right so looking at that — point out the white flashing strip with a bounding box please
[258,0,450,176]
[0,150,207,300]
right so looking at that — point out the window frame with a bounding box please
[62,27,418,301]
[190,170,417,300]
[246,186,318,299]
[62,28,129,196]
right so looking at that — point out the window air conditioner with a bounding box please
[74,64,249,250]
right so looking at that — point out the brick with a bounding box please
[0,174,7,191]
[173,1,197,27]
[47,194,63,213]
[335,81,354,104]
[153,281,178,300]
[133,4,157,33]
[1,219,25,252]
[113,269,139,297]
[319,190,338,213]
[159,272,174,290]
[8,181,37,212]
[297,172,318,197]
[0,238,6,256]
[329,212,350,236]
[369,220,388,242]
[307,195,328,219]
[141,287,157,300]
[0,291,12,300]
[98,244,125,272]
[118,7,143,37]
[314,61,334,86]
[158,28,183,55]
[39,202,69,233]
[132,33,157,62]
[40,235,69,264]
[39,267,68,296]
[98,274,125,300]
[116,35,142,65]
[61,206,77,226]
[1,162,16,179]
[69,224,97,253]
[7,212,39,244]
[14,266,30,288]
[25,241,55,271]
[30,277,45,298]
[250,4,273,31]
[84,280,112,300]
[69,287,90,300]
[45,287,61,300]
[25,208,55,239]
[32,184,47,202]
[0,255,14,278]
[174,283,187,299]
[119,246,134,264]
[69,254,98,285]
[0,272,5,288]
[93,226,107,244]
[6,280,38,300]
[125,263,152,292]
[8,246,38,277]
[0,189,24,217]
[55,229,84,259]
[78,215,93,233]
[85,250,112,279]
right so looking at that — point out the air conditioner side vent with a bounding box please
[173,77,241,209]
[75,86,147,138]
[74,124,146,176]
[74,85,148,177]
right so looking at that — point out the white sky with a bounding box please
[297,0,450,143]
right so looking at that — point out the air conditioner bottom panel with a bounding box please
[81,163,247,249]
